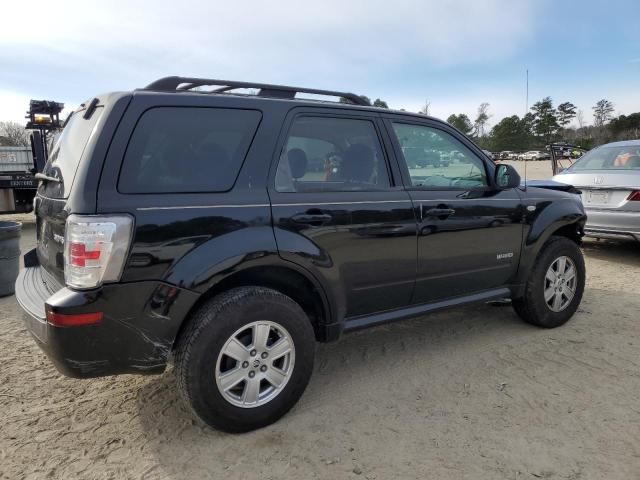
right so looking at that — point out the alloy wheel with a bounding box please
[544,255,577,312]
[215,321,295,408]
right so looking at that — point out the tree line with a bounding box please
[3,95,638,152]
[445,97,638,152]
[351,94,638,152]
[0,121,30,147]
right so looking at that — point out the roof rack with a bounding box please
[144,76,369,106]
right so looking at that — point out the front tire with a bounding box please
[175,287,316,432]
[513,236,585,328]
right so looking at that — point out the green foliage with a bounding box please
[530,97,559,143]
[522,112,536,136]
[608,112,640,140]
[358,95,372,106]
[373,98,389,108]
[557,102,577,126]
[593,99,615,127]
[438,95,634,152]
[335,92,632,152]
[446,114,473,135]
[340,95,388,108]
[488,115,532,151]
[339,95,372,106]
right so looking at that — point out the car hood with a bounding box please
[521,179,581,194]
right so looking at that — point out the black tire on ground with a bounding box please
[174,286,316,433]
[512,236,585,328]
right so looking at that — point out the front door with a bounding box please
[385,119,524,304]
[270,111,417,319]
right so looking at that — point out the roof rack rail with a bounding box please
[144,76,369,106]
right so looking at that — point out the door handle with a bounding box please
[291,212,333,226]
[424,208,455,218]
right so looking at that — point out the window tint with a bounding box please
[119,107,261,193]
[40,107,103,199]
[392,123,488,188]
[275,116,390,192]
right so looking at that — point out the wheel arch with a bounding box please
[172,263,336,352]
[514,202,586,297]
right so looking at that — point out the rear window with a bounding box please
[119,107,261,193]
[39,107,103,199]
[569,145,640,171]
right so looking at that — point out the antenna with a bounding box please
[523,69,529,190]
[525,69,529,112]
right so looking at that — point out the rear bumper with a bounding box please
[15,258,199,378]
[584,208,640,241]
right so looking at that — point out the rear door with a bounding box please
[95,94,272,286]
[270,109,417,319]
[384,118,524,304]
[35,104,105,284]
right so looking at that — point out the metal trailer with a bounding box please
[0,147,33,173]
[0,100,64,214]
[0,147,38,213]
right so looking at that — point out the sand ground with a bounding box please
[1,160,639,479]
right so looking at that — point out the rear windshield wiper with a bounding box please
[35,173,61,183]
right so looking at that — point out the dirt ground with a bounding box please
[1,160,639,479]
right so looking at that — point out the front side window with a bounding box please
[119,107,261,193]
[392,122,488,189]
[275,116,390,192]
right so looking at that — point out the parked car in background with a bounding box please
[553,140,640,242]
[500,151,514,160]
[520,150,549,161]
[401,147,449,168]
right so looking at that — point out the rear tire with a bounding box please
[513,236,585,328]
[175,287,316,432]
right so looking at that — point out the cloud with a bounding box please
[0,0,539,121]
[0,90,32,123]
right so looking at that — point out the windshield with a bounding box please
[568,145,640,172]
[39,106,103,198]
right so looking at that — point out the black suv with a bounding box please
[16,76,586,432]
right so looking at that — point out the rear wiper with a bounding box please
[35,173,61,183]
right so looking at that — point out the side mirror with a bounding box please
[495,163,521,189]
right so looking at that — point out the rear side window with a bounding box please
[119,107,261,193]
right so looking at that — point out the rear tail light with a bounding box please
[627,191,640,201]
[46,310,103,327]
[64,214,133,289]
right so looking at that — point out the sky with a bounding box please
[1,0,639,128]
